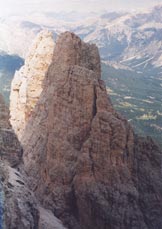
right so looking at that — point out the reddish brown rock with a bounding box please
[11,32,162,229]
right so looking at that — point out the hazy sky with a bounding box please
[0,0,162,15]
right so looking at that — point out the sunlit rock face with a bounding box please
[10,30,55,140]
[10,31,162,229]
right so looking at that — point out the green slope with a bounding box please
[102,63,162,148]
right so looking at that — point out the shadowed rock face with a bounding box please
[0,94,67,229]
[0,93,22,166]
[10,32,162,229]
[0,94,39,228]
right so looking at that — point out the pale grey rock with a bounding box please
[1,164,39,229]
[10,30,55,140]
[39,207,67,229]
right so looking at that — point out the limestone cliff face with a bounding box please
[10,30,55,139]
[10,32,162,229]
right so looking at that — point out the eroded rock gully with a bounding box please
[10,31,162,229]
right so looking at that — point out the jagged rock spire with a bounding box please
[10,31,162,229]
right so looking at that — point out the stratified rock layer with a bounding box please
[10,30,55,139]
[11,32,162,229]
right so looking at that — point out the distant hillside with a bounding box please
[102,62,162,148]
[0,54,24,102]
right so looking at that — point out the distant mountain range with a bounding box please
[1,4,162,71]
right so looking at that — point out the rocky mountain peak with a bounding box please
[53,32,101,76]
[10,31,162,229]
[10,30,55,139]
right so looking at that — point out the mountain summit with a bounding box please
[10,31,162,229]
